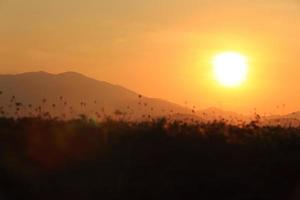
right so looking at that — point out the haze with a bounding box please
[1,0,300,115]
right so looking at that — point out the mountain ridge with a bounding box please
[0,71,188,119]
[1,71,299,125]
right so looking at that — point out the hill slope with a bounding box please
[0,71,186,119]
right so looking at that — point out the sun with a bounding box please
[213,52,248,87]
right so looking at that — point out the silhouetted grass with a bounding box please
[0,117,300,200]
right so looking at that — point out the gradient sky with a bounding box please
[1,0,300,115]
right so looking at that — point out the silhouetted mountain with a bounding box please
[200,107,248,122]
[0,71,187,119]
[263,112,300,127]
[0,71,258,122]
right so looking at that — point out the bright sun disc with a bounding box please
[213,52,248,87]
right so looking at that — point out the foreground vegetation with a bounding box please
[1,117,300,200]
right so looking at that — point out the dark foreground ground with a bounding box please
[1,117,300,200]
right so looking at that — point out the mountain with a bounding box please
[286,111,300,119]
[0,71,187,119]
[262,112,300,127]
[199,107,248,123]
[0,71,255,122]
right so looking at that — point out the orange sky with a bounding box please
[1,0,300,115]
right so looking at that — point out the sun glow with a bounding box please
[213,52,248,87]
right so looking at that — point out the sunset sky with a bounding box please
[1,0,300,115]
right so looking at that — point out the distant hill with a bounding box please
[262,112,300,127]
[0,71,265,123]
[0,71,188,119]
[199,107,248,123]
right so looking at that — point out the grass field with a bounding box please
[0,117,300,200]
